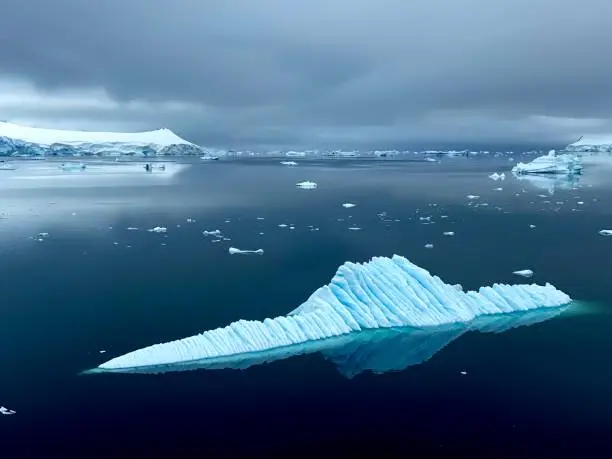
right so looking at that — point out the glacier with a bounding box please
[566,134,612,153]
[89,255,571,374]
[0,121,210,157]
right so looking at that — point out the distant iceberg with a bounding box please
[0,121,208,157]
[90,255,571,374]
[566,135,612,152]
[512,150,582,175]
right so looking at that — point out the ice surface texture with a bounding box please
[96,255,571,372]
[0,122,206,157]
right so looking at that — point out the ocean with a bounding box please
[1,156,611,457]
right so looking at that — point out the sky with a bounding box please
[1,0,612,151]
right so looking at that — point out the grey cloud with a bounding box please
[1,0,612,150]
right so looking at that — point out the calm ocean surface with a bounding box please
[1,156,611,457]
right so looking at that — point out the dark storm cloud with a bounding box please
[1,0,612,150]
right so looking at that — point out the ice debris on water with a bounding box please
[493,187,503,191]
[342,203,356,208]
[513,269,534,278]
[0,406,16,415]
[489,172,505,181]
[443,231,455,236]
[228,247,264,255]
[598,230,612,236]
[296,181,317,189]
[203,230,222,236]
[348,226,361,231]
[278,224,288,228]
[467,195,479,200]
[529,225,536,229]
[424,243,434,248]
[280,161,298,166]
[127,227,138,231]
[186,218,195,223]
[147,226,167,233]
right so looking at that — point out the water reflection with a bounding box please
[92,305,569,378]
[512,171,580,195]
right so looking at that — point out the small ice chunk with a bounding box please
[419,216,431,221]
[460,371,467,375]
[424,243,434,248]
[127,227,138,231]
[99,350,106,354]
[203,230,222,236]
[489,172,505,180]
[599,230,612,236]
[0,406,16,415]
[186,218,195,223]
[493,187,503,191]
[296,181,317,189]
[228,247,264,255]
[467,195,480,200]
[443,231,454,236]
[342,203,356,208]
[278,224,288,228]
[529,224,536,229]
[147,226,167,233]
[280,161,298,166]
[513,269,534,277]
[256,217,265,220]
[577,201,584,205]
[348,226,361,231]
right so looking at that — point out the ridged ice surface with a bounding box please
[97,255,571,371]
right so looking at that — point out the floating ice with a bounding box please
[93,255,571,373]
[228,247,264,255]
[342,203,356,208]
[512,150,582,175]
[348,226,361,231]
[442,231,455,236]
[296,181,317,189]
[513,269,534,278]
[0,406,16,415]
[599,230,612,236]
[493,187,503,191]
[529,225,536,229]
[203,230,222,236]
[467,195,479,200]
[280,161,298,166]
[127,227,138,231]
[424,243,434,248]
[489,172,505,180]
[147,226,167,233]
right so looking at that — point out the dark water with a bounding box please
[1,157,612,457]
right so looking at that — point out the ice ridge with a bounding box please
[96,255,571,371]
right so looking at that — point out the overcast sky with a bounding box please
[1,0,612,151]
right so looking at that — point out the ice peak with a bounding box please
[0,121,193,147]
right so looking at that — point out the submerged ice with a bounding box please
[93,255,571,373]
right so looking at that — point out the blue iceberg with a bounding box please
[91,255,571,374]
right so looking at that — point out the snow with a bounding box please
[228,247,264,255]
[0,121,192,147]
[567,135,612,147]
[94,255,571,372]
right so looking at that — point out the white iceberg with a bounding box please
[512,150,582,175]
[91,255,571,373]
[228,247,264,255]
[296,181,317,189]
[0,406,16,415]
[147,226,167,233]
[598,230,612,236]
[0,121,205,157]
[566,135,612,153]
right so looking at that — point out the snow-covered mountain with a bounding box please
[565,135,612,152]
[0,122,210,157]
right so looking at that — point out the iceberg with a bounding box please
[512,150,582,175]
[566,135,612,153]
[296,181,317,189]
[90,255,571,374]
[0,121,207,157]
[228,247,264,255]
